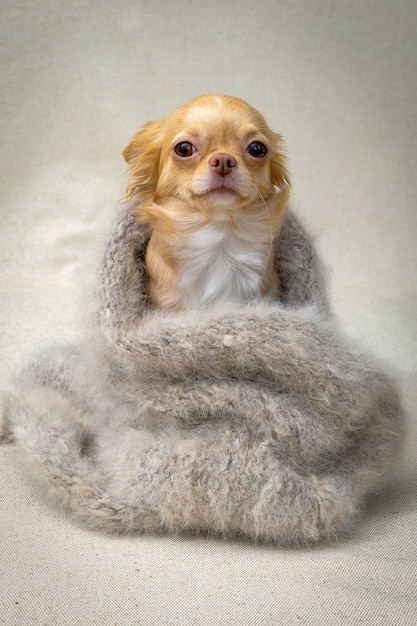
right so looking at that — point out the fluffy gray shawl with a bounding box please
[1,205,404,544]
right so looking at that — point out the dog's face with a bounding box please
[123,94,290,218]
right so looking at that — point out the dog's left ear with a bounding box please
[269,132,291,192]
[123,118,167,200]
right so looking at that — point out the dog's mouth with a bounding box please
[210,187,236,195]
[204,184,240,197]
[191,173,247,204]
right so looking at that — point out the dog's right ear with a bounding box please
[123,118,167,200]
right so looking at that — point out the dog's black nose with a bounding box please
[209,153,237,177]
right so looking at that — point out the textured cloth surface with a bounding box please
[1,207,404,544]
[1,0,416,624]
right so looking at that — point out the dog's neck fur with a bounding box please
[178,218,276,309]
[145,205,281,311]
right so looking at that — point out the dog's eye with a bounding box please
[247,142,268,158]
[174,142,196,157]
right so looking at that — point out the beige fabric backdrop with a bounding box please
[1,1,416,624]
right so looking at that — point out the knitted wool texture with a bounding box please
[0,205,404,544]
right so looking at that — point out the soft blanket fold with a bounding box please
[1,205,404,544]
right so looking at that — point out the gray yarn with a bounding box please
[0,205,404,544]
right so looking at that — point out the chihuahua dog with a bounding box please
[123,94,291,311]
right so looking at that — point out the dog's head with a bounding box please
[123,94,290,218]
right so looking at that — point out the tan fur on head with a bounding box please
[123,94,291,311]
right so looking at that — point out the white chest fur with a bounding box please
[176,218,274,309]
